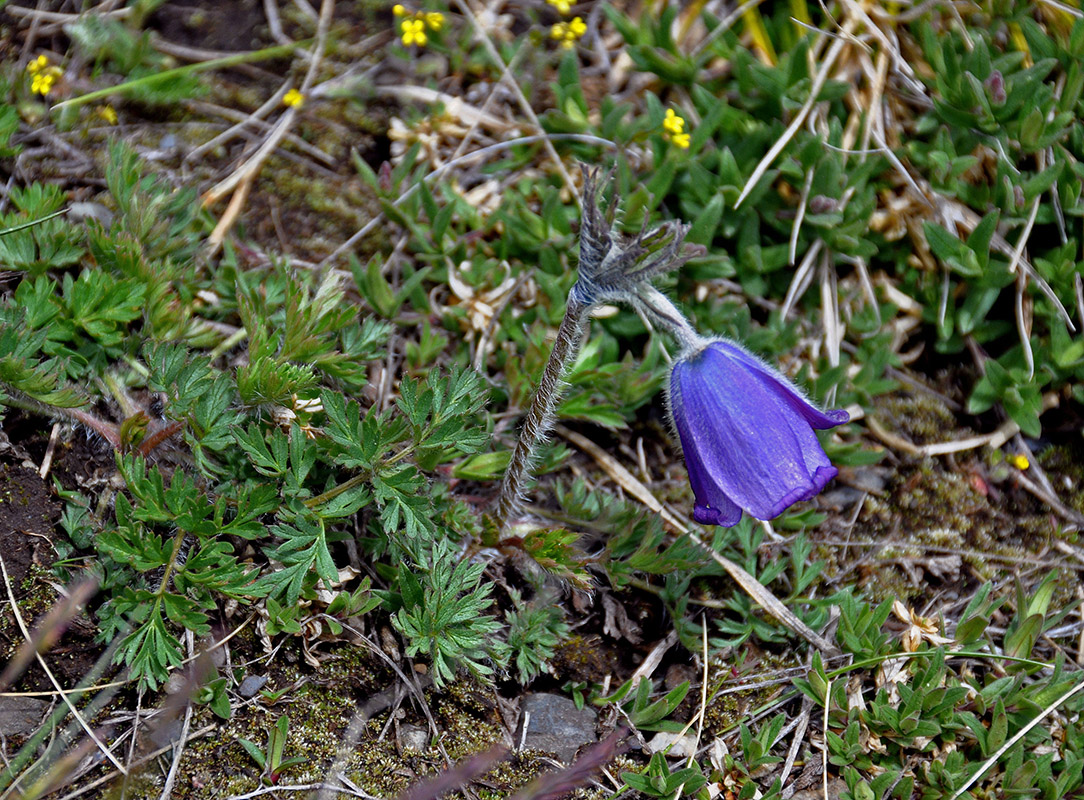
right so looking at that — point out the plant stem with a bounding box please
[494,295,591,532]
[633,286,704,353]
[305,470,369,509]
[51,40,314,110]
[1,391,121,450]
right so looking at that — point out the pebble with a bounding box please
[0,696,47,736]
[238,674,268,698]
[399,723,429,751]
[517,693,597,762]
[645,731,698,758]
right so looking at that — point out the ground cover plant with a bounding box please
[0,0,1083,799]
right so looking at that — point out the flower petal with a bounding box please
[671,400,743,526]
[670,341,845,523]
[712,340,850,429]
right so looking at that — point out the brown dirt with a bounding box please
[0,461,58,591]
[0,423,108,695]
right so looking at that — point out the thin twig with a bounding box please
[53,726,216,800]
[316,134,617,270]
[0,555,125,774]
[156,631,197,800]
[202,0,333,211]
[948,677,1084,800]
[451,0,579,205]
[736,19,854,208]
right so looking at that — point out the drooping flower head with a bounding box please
[668,339,848,527]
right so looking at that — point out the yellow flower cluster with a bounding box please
[1008,453,1030,470]
[26,55,62,97]
[550,16,586,49]
[393,5,445,47]
[547,0,572,14]
[283,88,304,108]
[662,108,690,149]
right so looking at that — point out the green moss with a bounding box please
[822,391,1063,603]
[551,634,613,684]
[875,393,962,445]
[1038,442,1084,515]
[122,647,569,800]
[701,652,793,737]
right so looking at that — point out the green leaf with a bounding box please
[248,516,338,605]
[686,194,725,246]
[452,450,511,480]
[234,424,288,477]
[117,603,183,690]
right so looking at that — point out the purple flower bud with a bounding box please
[668,340,849,526]
[984,70,1006,106]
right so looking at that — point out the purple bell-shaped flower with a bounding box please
[669,339,849,527]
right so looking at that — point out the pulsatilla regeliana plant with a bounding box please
[493,168,848,532]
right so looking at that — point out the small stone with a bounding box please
[645,731,698,758]
[67,202,115,227]
[518,693,597,763]
[399,723,428,751]
[238,675,268,698]
[791,776,848,800]
[0,696,47,736]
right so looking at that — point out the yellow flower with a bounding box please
[395,5,443,35]
[547,0,572,14]
[31,71,58,97]
[401,18,427,46]
[283,88,304,108]
[26,55,63,97]
[26,54,49,74]
[663,108,685,135]
[662,108,691,149]
[550,16,586,48]
[1008,453,1030,470]
[98,105,118,124]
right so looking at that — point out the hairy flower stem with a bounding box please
[494,295,590,532]
[633,286,704,353]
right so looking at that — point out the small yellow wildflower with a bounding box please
[97,105,118,124]
[401,18,427,45]
[26,54,49,74]
[283,88,304,108]
[547,0,573,14]
[663,108,685,135]
[396,6,443,45]
[31,71,59,97]
[550,16,586,49]
[662,108,691,149]
[1009,453,1030,470]
[26,55,63,97]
